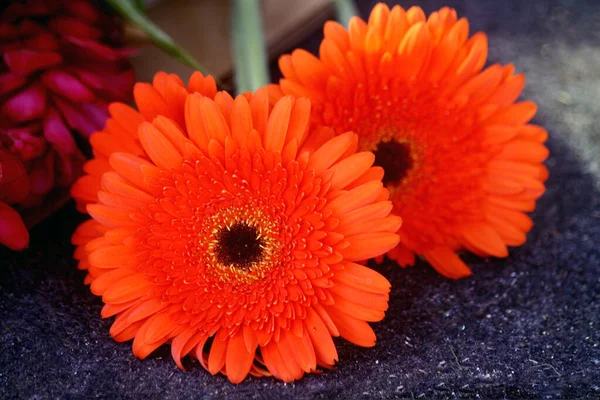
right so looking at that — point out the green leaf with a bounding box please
[107,0,214,78]
[231,0,269,94]
[134,0,146,13]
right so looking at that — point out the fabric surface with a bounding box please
[1,0,599,398]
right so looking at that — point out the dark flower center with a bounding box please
[215,222,265,269]
[373,140,413,186]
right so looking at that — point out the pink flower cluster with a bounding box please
[0,0,134,250]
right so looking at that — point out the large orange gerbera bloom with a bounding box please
[71,71,401,383]
[271,4,549,278]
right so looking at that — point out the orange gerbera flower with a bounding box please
[71,71,401,383]
[271,4,549,278]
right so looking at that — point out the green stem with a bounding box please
[134,0,146,13]
[333,0,358,27]
[108,0,214,79]
[231,0,270,94]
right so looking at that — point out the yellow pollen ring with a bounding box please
[199,204,281,285]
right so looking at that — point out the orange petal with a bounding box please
[307,132,355,175]
[200,96,230,143]
[188,71,217,98]
[496,140,549,163]
[348,16,368,54]
[332,262,391,293]
[406,6,426,24]
[153,115,199,157]
[422,247,472,279]
[102,273,154,304]
[101,172,154,204]
[171,329,196,370]
[383,6,409,52]
[342,232,399,261]
[231,95,253,146]
[330,283,389,311]
[336,199,394,230]
[109,103,145,137]
[144,313,177,344]
[325,306,377,347]
[304,308,338,366]
[397,22,430,80]
[88,245,133,269]
[133,82,169,122]
[320,38,352,78]
[226,330,256,383]
[368,3,390,37]
[264,96,292,153]
[486,72,525,108]
[486,213,527,246]
[291,50,328,90]
[185,93,209,151]
[208,336,228,375]
[261,341,295,382]
[138,122,182,170]
[485,101,537,125]
[132,316,168,359]
[328,152,375,189]
[462,223,509,258]
[249,87,270,135]
[109,152,153,190]
[279,328,317,373]
[286,97,311,146]
[329,292,386,322]
[87,204,134,228]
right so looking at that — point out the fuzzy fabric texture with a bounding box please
[1,0,599,398]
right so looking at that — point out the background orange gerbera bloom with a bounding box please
[271,4,549,279]
[70,72,401,383]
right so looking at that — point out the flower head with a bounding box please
[0,0,134,250]
[271,4,549,278]
[71,71,401,383]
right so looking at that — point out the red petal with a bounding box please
[0,149,31,204]
[44,109,76,154]
[65,0,100,23]
[42,69,95,102]
[66,37,121,61]
[4,125,46,161]
[3,2,48,21]
[0,23,18,40]
[23,32,59,52]
[18,20,45,36]
[55,150,84,187]
[72,69,103,90]
[0,202,29,251]
[4,50,62,76]
[0,72,27,96]
[53,97,108,136]
[0,42,20,54]
[48,17,101,40]
[2,84,47,122]
[29,152,54,195]
[73,68,134,102]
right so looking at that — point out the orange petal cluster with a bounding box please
[271,4,549,278]
[71,71,400,383]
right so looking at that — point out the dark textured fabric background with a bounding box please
[1,0,599,398]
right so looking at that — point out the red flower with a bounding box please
[0,0,134,250]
